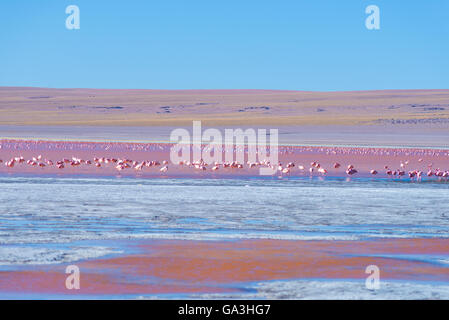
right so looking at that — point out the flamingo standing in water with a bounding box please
[134,162,144,171]
[318,168,327,175]
[5,160,14,168]
[3,148,448,181]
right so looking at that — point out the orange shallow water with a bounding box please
[1,238,448,297]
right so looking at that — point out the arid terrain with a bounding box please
[1,87,449,127]
[1,87,449,148]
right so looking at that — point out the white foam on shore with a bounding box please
[187,279,449,300]
[0,246,122,265]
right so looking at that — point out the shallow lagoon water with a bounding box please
[1,175,449,264]
[1,175,449,299]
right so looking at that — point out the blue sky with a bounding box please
[0,0,448,90]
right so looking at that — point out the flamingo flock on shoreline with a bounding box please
[1,154,449,181]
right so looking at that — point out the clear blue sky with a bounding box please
[0,0,448,91]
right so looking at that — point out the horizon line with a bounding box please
[1,86,449,93]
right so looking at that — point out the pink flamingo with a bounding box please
[318,168,327,175]
[160,166,168,173]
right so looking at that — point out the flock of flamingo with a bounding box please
[2,153,449,180]
[1,139,449,179]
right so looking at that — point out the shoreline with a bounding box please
[2,122,449,149]
[3,136,449,150]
